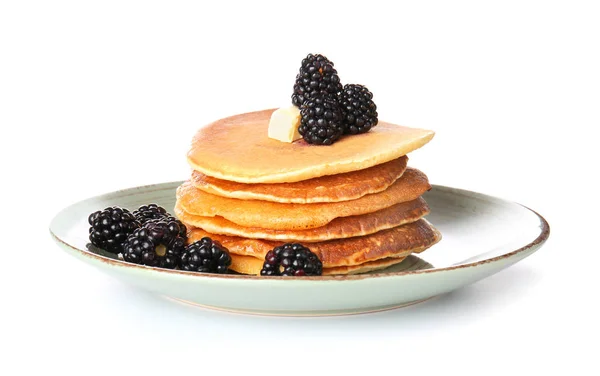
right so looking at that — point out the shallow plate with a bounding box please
[49,183,549,316]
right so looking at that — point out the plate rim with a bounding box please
[49,181,550,282]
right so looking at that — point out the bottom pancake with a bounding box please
[228,253,410,275]
[187,219,441,268]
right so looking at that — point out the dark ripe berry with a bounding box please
[88,206,140,253]
[292,54,343,107]
[133,203,168,225]
[298,95,344,145]
[339,84,378,135]
[180,237,232,274]
[146,216,187,240]
[260,243,323,277]
[122,219,185,269]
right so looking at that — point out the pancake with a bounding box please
[191,156,408,203]
[187,109,434,183]
[177,167,430,230]
[228,253,410,276]
[187,219,441,267]
[175,197,429,242]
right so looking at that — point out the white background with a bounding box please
[2,0,599,374]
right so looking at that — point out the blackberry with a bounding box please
[291,54,342,107]
[133,203,168,225]
[180,237,232,274]
[260,243,323,277]
[298,95,344,145]
[122,219,185,268]
[88,206,139,253]
[146,216,187,240]
[339,84,378,134]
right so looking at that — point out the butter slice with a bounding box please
[268,106,302,143]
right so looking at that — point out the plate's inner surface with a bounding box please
[51,182,545,274]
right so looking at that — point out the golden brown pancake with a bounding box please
[175,197,429,242]
[177,168,430,230]
[191,156,408,203]
[228,253,411,276]
[187,109,434,183]
[187,219,441,268]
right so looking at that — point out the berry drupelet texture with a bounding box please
[292,54,342,107]
[298,95,344,145]
[180,237,232,274]
[88,206,139,253]
[260,243,323,276]
[146,215,187,240]
[339,84,378,135]
[122,218,186,269]
[133,204,168,225]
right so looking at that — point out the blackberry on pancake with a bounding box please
[339,84,378,134]
[298,94,344,145]
[292,53,342,107]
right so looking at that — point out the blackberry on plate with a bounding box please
[292,53,343,107]
[339,84,378,135]
[133,203,168,225]
[88,206,139,253]
[260,243,323,276]
[122,218,185,269]
[180,237,232,274]
[298,95,344,145]
[146,215,187,240]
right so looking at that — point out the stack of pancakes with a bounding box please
[175,109,441,275]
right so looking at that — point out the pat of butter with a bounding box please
[268,106,302,143]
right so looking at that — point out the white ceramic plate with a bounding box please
[49,182,549,316]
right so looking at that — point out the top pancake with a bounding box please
[191,156,408,203]
[187,109,435,183]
